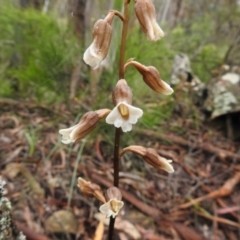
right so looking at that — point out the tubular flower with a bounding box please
[99,187,124,218]
[83,11,114,69]
[77,177,106,203]
[106,79,143,132]
[134,0,164,41]
[59,109,110,144]
[125,60,173,95]
[120,145,174,173]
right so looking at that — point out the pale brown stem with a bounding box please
[124,58,134,72]
[110,10,125,22]
[119,145,146,157]
[119,0,130,79]
[197,212,240,228]
[124,59,148,73]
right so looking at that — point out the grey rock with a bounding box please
[204,68,240,119]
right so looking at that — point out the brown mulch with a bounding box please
[1,99,240,240]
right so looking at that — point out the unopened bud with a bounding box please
[105,187,122,201]
[83,11,114,69]
[120,145,174,173]
[59,109,110,144]
[125,61,173,95]
[134,0,164,41]
[112,79,132,106]
[77,177,106,203]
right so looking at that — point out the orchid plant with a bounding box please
[59,0,174,239]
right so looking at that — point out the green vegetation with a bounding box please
[0,3,81,103]
[0,2,240,131]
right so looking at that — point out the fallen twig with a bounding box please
[138,130,240,161]
[196,212,240,228]
[179,172,240,209]
[16,223,51,240]
[158,221,207,240]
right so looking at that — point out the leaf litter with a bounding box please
[0,100,240,240]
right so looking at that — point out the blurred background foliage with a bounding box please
[0,0,80,103]
[0,0,240,126]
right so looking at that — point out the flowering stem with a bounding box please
[113,127,121,187]
[108,215,116,240]
[119,0,129,79]
[108,1,130,239]
[108,128,121,240]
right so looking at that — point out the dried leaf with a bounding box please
[137,225,170,240]
[94,213,141,239]
[118,232,129,240]
[4,163,45,197]
[171,222,206,240]
[179,172,240,209]
[94,219,104,240]
[46,210,78,234]
[217,172,240,196]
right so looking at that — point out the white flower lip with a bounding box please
[106,102,143,132]
[59,125,78,144]
[161,80,174,95]
[83,17,112,69]
[146,15,164,41]
[159,158,174,173]
[83,43,103,69]
[99,199,124,218]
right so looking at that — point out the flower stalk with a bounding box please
[60,0,174,239]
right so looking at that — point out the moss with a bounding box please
[0,179,26,240]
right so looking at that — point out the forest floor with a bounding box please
[1,99,240,240]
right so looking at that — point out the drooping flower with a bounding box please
[106,79,143,132]
[124,60,173,95]
[83,11,114,69]
[77,177,106,203]
[134,0,164,41]
[59,109,110,144]
[120,145,174,173]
